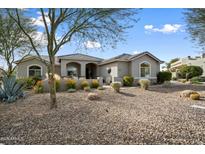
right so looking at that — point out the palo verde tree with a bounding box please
[0,10,38,77]
[184,9,205,51]
[7,8,138,109]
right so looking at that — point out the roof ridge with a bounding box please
[58,53,103,60]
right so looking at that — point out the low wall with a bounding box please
[42,77,103,92]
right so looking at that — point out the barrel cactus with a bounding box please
[0,75,25,103]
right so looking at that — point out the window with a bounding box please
[107,68,111,74]
[140,62,150,78]
[28,65,41,77]
[67,66,78,77]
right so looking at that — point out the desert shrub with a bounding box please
[55,80,60,92]
[157,71,172,83]
[97,86,105,90]
[33,81,44,93]
[17,76,41,89]
[139,79,150,90]
[190,76,205,84]
[91,79,99,88]
[172,77,177,81]
[67,88,76,93]
[81,80,89,89]
[190,93,200,100]
[177,79,187,83]
[66,79,76,89]
[84,86,91,92]
[0,75,24,103]
[123,75,134,86]
[111,82,121,93]
[178,65,203,80]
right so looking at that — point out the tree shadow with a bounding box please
[119,91,136,97]
[148,84,205,93]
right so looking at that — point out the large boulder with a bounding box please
[180,90,198,98]
[87,93,100,101]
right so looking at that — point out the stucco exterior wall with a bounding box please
[131,54,160,79]
[117,61,129,77]
[16,58,48,79]
[99,62,118,79]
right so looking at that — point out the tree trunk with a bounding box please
[7,63,13,77]
[49,57,57,109]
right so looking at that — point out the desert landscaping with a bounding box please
[1,83,205,145]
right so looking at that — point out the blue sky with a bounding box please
[28,9,202,63]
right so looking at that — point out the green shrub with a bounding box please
[17,76,42,89]
[139,79,150,90]
[157,71,172,83]
[81,80,89,89]
[55,80,60,92]
[17,77,35,89]
[190,76,205,84]
[178,65,203,80]
[123,75,134,86]
[91,79,99,88]
[84,86,91,92]
[33,81,44,93]
[111,82,121,93]
[172,77,177,81]
[67,88,76,93]
[66,79,76,89]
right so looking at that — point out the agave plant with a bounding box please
[0,75,25,103]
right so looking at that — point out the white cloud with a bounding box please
[144,25,153,30]
[133,50,140,54]
[144,24,183,34]
[31,14,50,27]
[84,41,101,49]
[33,31,47,46]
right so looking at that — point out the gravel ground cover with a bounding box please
[0,84,205,144]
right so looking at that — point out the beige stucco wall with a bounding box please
[16,58,48,79]
[60,59,99,77]
[99,62,118,79]
[117,61,130,77]
[16,58,61,79]
[130,54,160,79]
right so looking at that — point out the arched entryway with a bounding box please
[86,63,97,79]
[66,62,81,78]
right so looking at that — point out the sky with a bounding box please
[1,8,202,69]
[52,9,201,63]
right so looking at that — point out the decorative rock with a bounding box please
[180,90,198,98]
[190,93,200,100]
[87,93,100,101]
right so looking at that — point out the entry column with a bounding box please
[80,63,86,78]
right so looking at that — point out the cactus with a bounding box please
[0,75,25,103]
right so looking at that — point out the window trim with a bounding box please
[27,64,42,78]
[139,61,151,78]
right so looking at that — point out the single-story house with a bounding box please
[14,51,163,84]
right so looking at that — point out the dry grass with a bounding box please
[0,84,205,144]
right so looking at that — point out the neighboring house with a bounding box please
[14,51,163,84]
[170,54,205,77]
